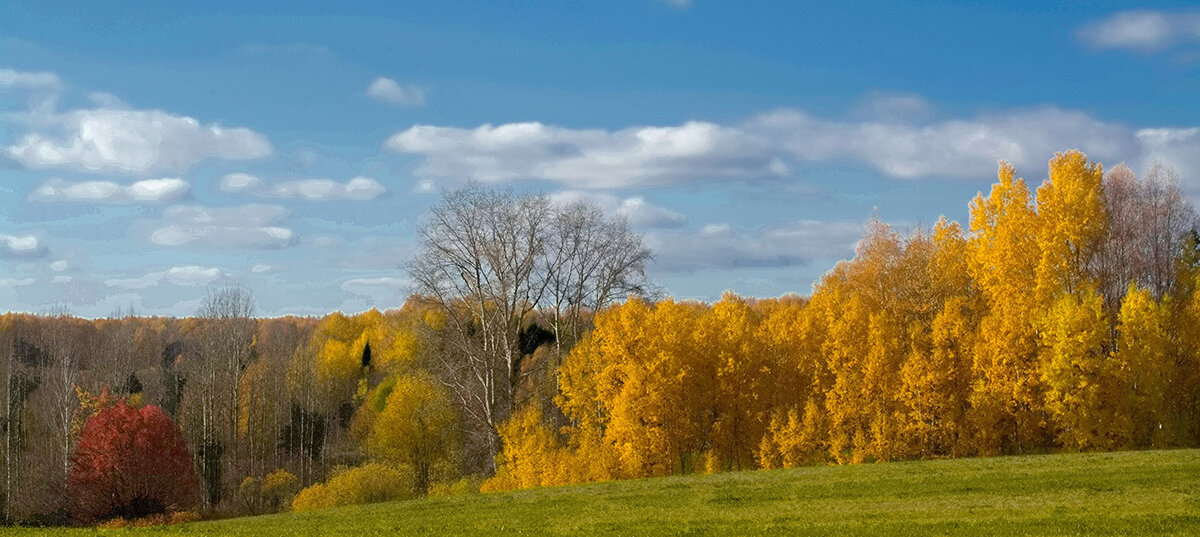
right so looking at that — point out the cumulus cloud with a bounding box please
[0,278,36,288]
[646,220,863,273]
[149,204,297,249]
[388,120,787,189]
[6,108,272,175]
[220,174,386,201]
[105,265,225,289]
[30,178,190,204]
[747,106,1138,179]
[1078,10,1200,53]
[390,104,1200,187]
[366,77,425,107]
[341,277,411,297]
[548,190,686,228]
[0,234,47,258]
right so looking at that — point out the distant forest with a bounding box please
[5,150,1200,525]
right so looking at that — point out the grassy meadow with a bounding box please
[5,448,1199,536]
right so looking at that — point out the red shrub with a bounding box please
[67,399,199,524]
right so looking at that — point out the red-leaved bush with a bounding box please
[67,399,200,524]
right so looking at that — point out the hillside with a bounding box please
[7,449,1200,536]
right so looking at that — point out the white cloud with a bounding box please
[646,220,863,273]
[30,178,190,204]
[548,190,686,228]
[149,204,297,249]
[0,278,35,288]
[6,108,272,175]
[86,92,130,109]
[657,0,693,8]
[366,77,426,107]
[220,174,386,201]
[251,264,274,273]
[0,69,62,92]
[388,103,1200,187]
[747,106,1137,180]
[388,120,786,189]
[0,234,47,258]
[1078,10,1200,53]
[0,68,63,114]
[341,277,411,297]
[50,260,69,272]
[105,265,225,289]
[1136,128,1200,191]
[414,179,437,194]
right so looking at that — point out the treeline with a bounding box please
[484,151,1200,490]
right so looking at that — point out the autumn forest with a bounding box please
[4,150,1200,527]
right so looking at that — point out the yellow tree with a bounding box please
[558,298,711,478]
[699,293,773,471]
[967,162,1044,454]
[821,287,872,463]
[1034,150,1106,304]
[899,218,979,457]
[367,374,458,495]
[1114,284,1174,446]
[816,217,905,464]
[1038,288,1125,451]
[755,295,823,468]
[486,404,564,491]
[900,296,977,457]
[606,299,709,476]
[862,311,905,461]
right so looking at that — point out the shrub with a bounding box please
[67,399,199,524]
[261,469,300,511]
[290,483,329,512]
[291,463,411,512]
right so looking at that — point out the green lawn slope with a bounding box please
[6,449,1200,536]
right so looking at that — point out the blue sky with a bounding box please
[2,1,1199,317]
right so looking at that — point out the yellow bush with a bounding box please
[262,469,300,510]
[291,463,412,512]
[291,483,329,512]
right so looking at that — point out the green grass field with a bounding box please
[5,449,1200,536]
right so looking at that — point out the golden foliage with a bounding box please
[291,463,411,512]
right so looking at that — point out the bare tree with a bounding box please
[540,202,651,406]
[190,284,256,506]
[1093,163,1197,313]
[409,185,551,464]
[410,184,650,466]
